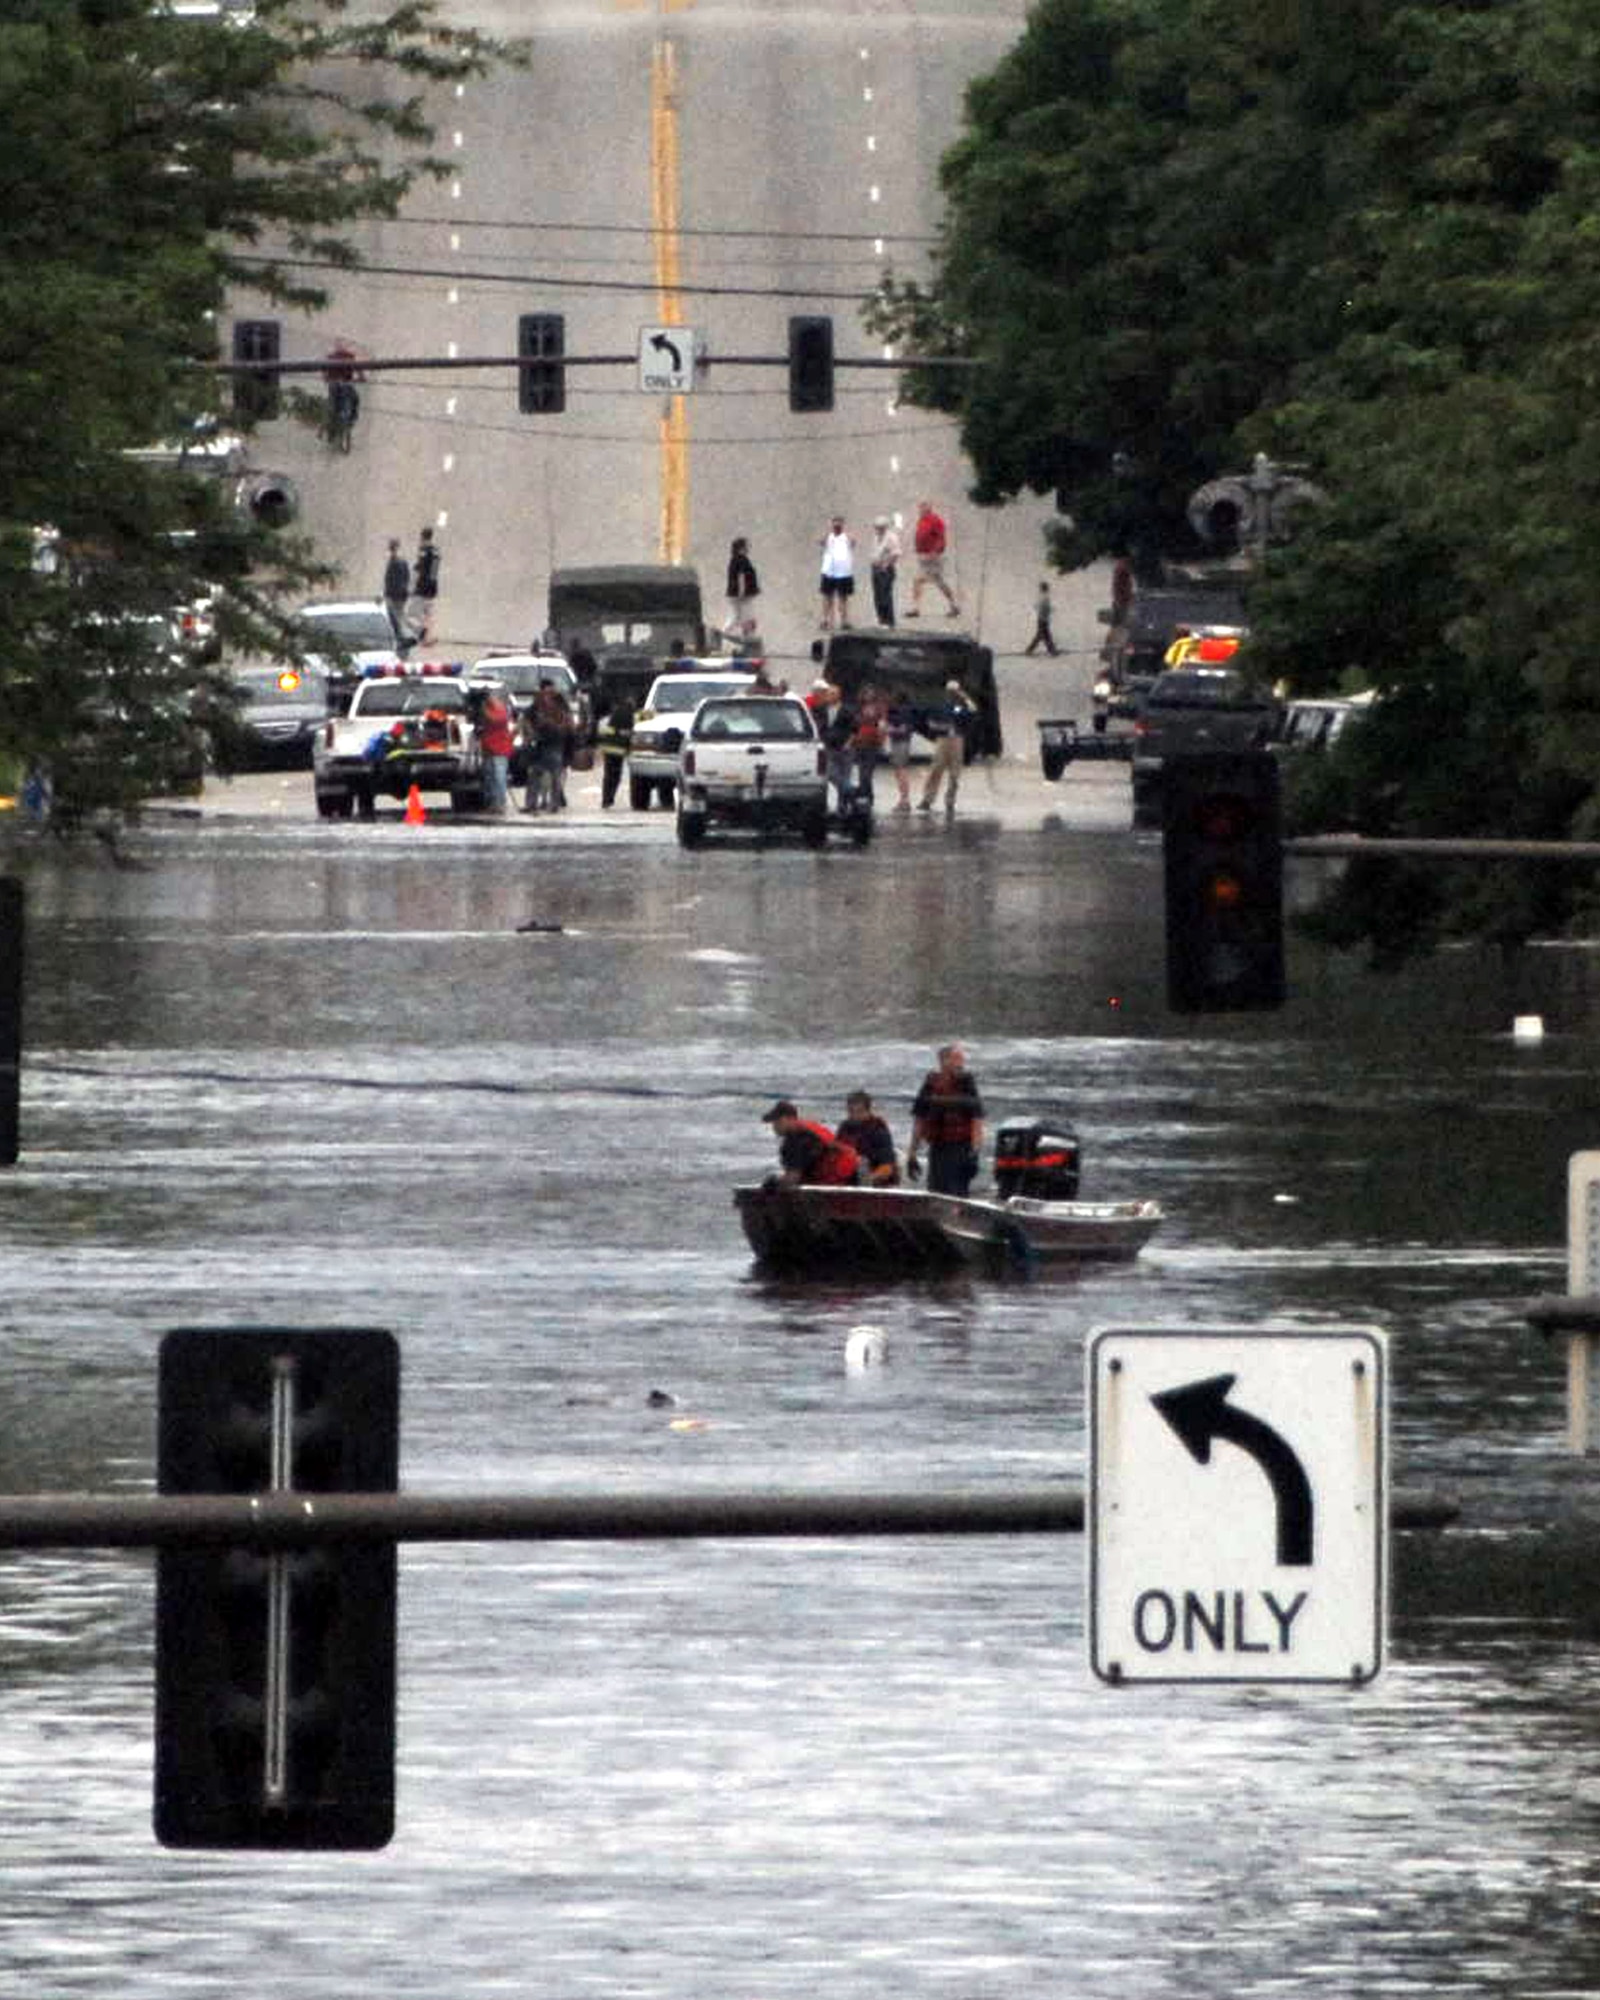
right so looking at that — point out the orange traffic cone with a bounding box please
[404,784,426,826]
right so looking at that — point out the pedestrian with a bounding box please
[1109,549,1134,628]
[851,682,888,804]
[917,681,971,815]
[476,687,515,814]
[1024,579,1059,656]
[381,538,411,647]
[595,689,635,809]
[869,515,901,626]
[523,678,573,812]
[817,515,856,632]
[905,500,960,619]
[760,1101,861,1187]
[821,684,858,811]
[907,1043,985,1197]
[410,526,441,642]
[836,1090,900,1186]
[725,536,760,638]
[886,696,915,812]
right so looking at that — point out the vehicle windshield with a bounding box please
[694,699,812,740]
[356,680,467,717]
[298,607,395,651]
[472,660,576,698]
[1147,672,1263,709]
[649,677,750,712]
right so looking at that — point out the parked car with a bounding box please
[465,651,589,731]
[227,661,330,768]
[292,599,407,710]
[628,669,755,809]
[312,665,482,819]
[1129,667,1281,827]
[1096,585,1247,730]
[677,693,871,848]
[1273,693,1373,753]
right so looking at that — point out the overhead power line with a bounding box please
[389,215,940,247]
[230,252,891,304]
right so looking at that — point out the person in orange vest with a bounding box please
[761,1101,860,1186]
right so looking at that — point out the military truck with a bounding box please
[545,565,706,722]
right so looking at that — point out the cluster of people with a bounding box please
[381,529,442,647]
[720,500,961,642]
[474,678,580,815]
[761,1042,986,1199]
[802,667,973,815]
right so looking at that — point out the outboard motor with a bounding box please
[994,1120,1080,1201]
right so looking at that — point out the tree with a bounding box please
[0,0,516,823]
[873,0,1600,957]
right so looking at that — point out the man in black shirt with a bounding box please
[835,1091,900,1185]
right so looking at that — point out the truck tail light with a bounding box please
[683,750,697,777]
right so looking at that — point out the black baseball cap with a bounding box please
[761,1100,798,1122]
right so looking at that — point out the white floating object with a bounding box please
[845,1326,888,1372]
[1513,1014,1545,1043]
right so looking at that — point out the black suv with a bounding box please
[1096,586,1246,730]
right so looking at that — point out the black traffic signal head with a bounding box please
[788,315,835,412]
[1163,751,1286,1012]
[518,313,566,414]
[154,1326,399,1850]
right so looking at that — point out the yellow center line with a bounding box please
[650,37,689,566]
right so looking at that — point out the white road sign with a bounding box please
[1087,1325,1387,1686]
[638,325,698,393]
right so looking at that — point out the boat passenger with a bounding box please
[907,1042,985,1197]
[835,1091,900,1186]
[760,1100,861,1186]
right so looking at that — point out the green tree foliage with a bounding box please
[0,0,514,823]
[874,0,1600,954]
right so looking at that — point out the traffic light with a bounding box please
[154,1326,400,1850]
[788,315,834,412]
[231,319,281,424]
[1163,751,1286,1012]
[518,312,566,413]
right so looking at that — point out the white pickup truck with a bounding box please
[676,693,870,848]
[312,668,484,819]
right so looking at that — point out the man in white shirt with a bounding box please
[818,515,856,632]
[869,515,901,626]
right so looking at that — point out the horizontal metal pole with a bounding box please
[1287,836,1600,862]
[0,1487,1458,1549]
[210,354,972,376]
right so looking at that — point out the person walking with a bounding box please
[724,536,760,639]
[817,515,856,632]
[381,538,411,647]
[410,526,441,642]
[907,1043,985,1197]
[905,500,960,619]
[869,515,901,626]
[595,690,636,809]
[917,681,972,815]
[851,683,888,805]
[1024,579,1059,655]
[476,688,515,814]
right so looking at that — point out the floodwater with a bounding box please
[3,812,1600,1998]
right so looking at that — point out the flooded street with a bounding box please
[3,809,1600,1997]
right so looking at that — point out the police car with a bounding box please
[312,663,482,819]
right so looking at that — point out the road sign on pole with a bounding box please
[638,325,698,393]
[1087,1324,1387,1686]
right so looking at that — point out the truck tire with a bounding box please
[315,790,341,820]
[355,785,376,822]
[629,773,652,810]
[1041,744,1068,783]
[676,807,706,849]
[802,808,829,850]
[450,788,484,814]
[655,778,675,810]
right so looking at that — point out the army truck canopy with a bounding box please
[546,565,706,716]
[822,629,1002,759]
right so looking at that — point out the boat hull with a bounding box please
[735,1184,1161,1276]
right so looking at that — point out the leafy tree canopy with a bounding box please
[0,0,517,823]
[872,0,1600,954]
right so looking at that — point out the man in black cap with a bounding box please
[761,1101,860,1186]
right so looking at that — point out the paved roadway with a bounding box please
[242,0,1109,679]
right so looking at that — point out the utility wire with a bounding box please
[232,252,890,304]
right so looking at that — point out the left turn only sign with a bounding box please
[639,325,700,393]
[1087,1325,1388,1687]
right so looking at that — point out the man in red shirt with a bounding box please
[476,689,516,814]
[906,499,961,619]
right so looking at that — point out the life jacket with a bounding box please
[795,1118,860,1186]
[917,1072,979,1146]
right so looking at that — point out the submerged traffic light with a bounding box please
[788,315,835,412]
[154,1326,400,1850]
[1163,751,1286,1012]
[518,312,566,413]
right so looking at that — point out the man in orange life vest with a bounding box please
[761,1101,860,1186]
[907,1041,985,1196]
